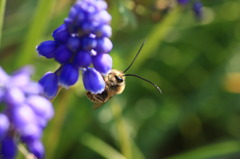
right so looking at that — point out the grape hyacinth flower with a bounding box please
[177,0,203,20]
[37,0,113,99]
[193,1,203,20]
[0,66,54,159]
[177,0,189,5]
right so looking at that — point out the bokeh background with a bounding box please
[1,0,240,158]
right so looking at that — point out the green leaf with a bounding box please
[15,0,57,68]
[0,0,6,48]
[168,141,240,159]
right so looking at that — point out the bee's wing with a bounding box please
[93,103,105,109]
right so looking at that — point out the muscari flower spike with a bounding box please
[36,0,113,99]
[0,66,54,159]
[177,0,203,20]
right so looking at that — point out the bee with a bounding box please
[86,40,162,109]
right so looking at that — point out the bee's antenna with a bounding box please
[124,74,162,94]
[123,40,146,73]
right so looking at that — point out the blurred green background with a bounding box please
[1,0,240,159]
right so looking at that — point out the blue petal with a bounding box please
[0,113,10,140]
[37,41,58,58]
[73,50,92,68]
[95,24,112,37]
[177,0,189,5]
[39,72,58,99]
[82,36,97,51]
[54,45,73,64]
[52,24,70,43]
[193,1,203,19]
[82,67,105,94]
[0,136,17,159]
[27,140,45,159]
[67,37,81,52]
[58,64,79,88]
[27,95,54,121]
[0,66,9,84]
[95,37,113,53]
[92,53,112,75]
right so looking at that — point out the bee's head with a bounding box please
[107,69,125,85]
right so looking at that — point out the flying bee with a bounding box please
[86,40,162,109]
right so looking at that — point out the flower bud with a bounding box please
[0,137,17,159]
[82,67,105,94]
[52,24,70,43]
[93,53,112,75]
[95,37,112,53]
[54,45,73,63]
[39,72,58,99]
[37,41,57,58]
[0,114,9,140]
[58,64,79,87]
[73,50,92,68]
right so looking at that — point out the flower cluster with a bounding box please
[37,0,113,99]
[0,66,54,159]
[177,0,203,19]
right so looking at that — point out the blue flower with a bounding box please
[37,40,58,58]
[92,53,112,75]
[39,72,58,99]
[0,136,17,159]
[193,1,203,20]
[177,0,189,5]
[82,67,105,94]
[37,0,113,98]
[58,64,79,88]
[0,114,10,140]
[0,66,54,159]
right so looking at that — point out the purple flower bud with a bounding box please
[0,137,17,159]
[58,64,79,87]
[4,87,25,105]
[0,114,9,139]
[10,68,32,88]
[94,10,111,24]
[39,72,58,99]
[64,18,77,33]
[12,104,37,129]
[95,37,113,53]
[82,67,105,94]
[27,140,45,159]
[27,95,54,121]
[67,37,81,52]
[95,0,108,11]
[54,45,73,63]
[177,0,189,5]
[93,54,112,75]
[193,1,203,19]
[81,21,97,34]
[0,67,9,84]
[73,50,92,68]
[52,24,70,43]
[68,5,79,19]
[82,36,97,51]
[21,124,42,142]
[37,41,58,58]
[21,82,42,95]
[95,25,112,37]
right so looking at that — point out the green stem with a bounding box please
[0,0,6,48]
[168,141,240,159]
[81,133,126,159]
[15,0,57,68]
[110,99,132,159]
[43,90,72,159]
